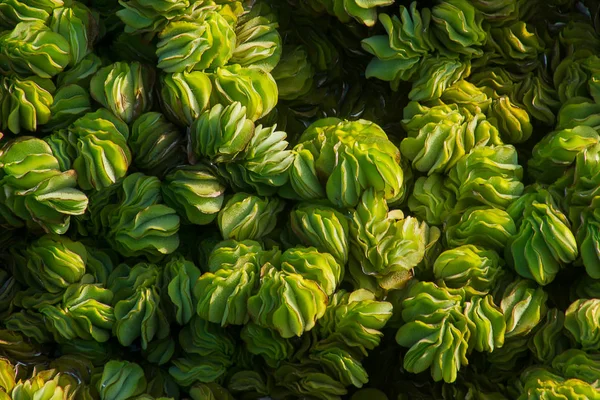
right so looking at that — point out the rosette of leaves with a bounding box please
[218,192,284,241]
[431,0,486,56]
[116,0,191,34]
[66,108,132,191]
[528,126,600,184]
[119,174,180,259]
[39,281,115,343]
[195,1,241,25]
[556,97,600,131]
[445,207,516,251]
[241,322,293,368]
[85,246,115,285]
[579,54,600,98]
[439,80,492,114]
[0,357,15,394]
[0,76,55,135]
[108,262,170,349]
[395,281,470,383]
[88,172,180,259]
[96,360,147,400]
[230,2,281,72]
[209,64,278,121]
[469,66,517,98]
[469,0,518,25]
[170,315,235,386]
[24,234,87,293]
[156,11,235,73]
[161,255,201,325]
[0,21,70,78]
[528,309,570,364]
[446,144,524,210]
[407,174,457,226]
[401,112,502,175]
[128,112,184,176]
[0,329,42,362]
[317,289,392,355]
[558,20,600,54]
[487,96,533,144]
[169,355,230,388]
[162,164,226,226]
[553,53,593,104]
[362,2,435,90]
[552,349,600,385]
[485,21,544,66]
[0,0,64,28]
[6,309,47,341]
[500,278,548,339]
[189,382,234,400]
[289,202,349,266]
[576,198,600,279]
[465,312,530,372]
[288,118,404,208]
[5,310,50,344]
[8,269,65,310]
[41,130,72,173]
[279,246,342,296]
[43,84,91,133]
[309,345,369,389]
[515,72,560,126]
[350,189,428,290]
[518,367,600,400]
[316,0,394,27]
[565,142,600,210]
[180,316,236,360]
[464,295,506,354]
[433,245,504,297]
[56,53,102,88]
[271,364,347,400]
[402,101,462,135]
[89,61,155,124]
[159,71,212,126]
[401,113,464,175]
[227,370,270,399]
[0,137,88,234]
[247,261,328,338]
[50,2,98,66]
[409,56,472,102]
[564,298,600,351]
[10,369,85,400]
[194,239,276,326]
[188,101,255,163]
[271,45,314,101]
[506,186,578,286]
[142,336,175,366]
[218,123,294,196]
